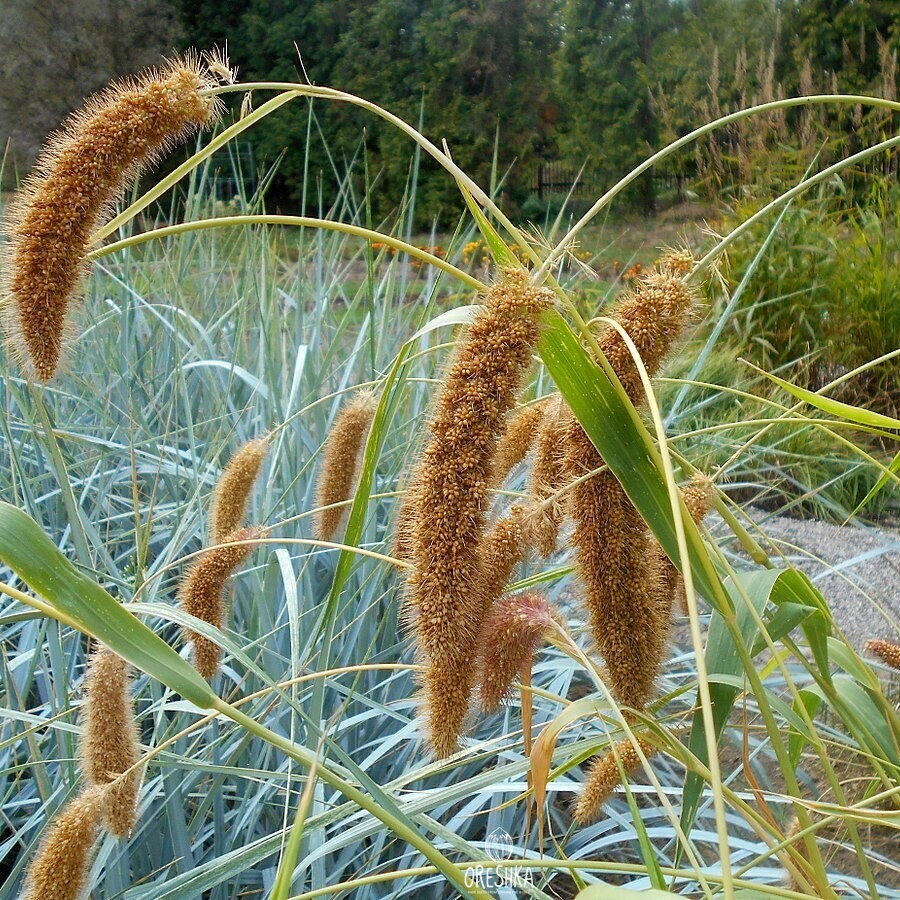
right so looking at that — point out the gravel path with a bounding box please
[723,508,900,649]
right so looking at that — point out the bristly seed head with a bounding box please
[866,638,900,670]
[21,786,104,900]
[314,390,377,543]
[478,591,555,713]
[178,527,259,680]
[526,393,567,558]
[492,400,547,485]
[406,268,553,758]
[210,436,269,543]
[573,736,656,825]
[1,53,228,381]
[80,645,142,838]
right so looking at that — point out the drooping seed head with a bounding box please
[866,638,900,670]
[210,436,269,543]
[563,256,698,712]
[79,645,141,838]
[573,735,656,825]
[595,259,697,404]
[1,53,229,380]
[492,400,547,485]
[21,786,104,900]
[314,390,377,543]
[407,268,553,756]
[526,393,567,558]
[178,527,259,679]
[479,504,530,608]
[478,591,555,713]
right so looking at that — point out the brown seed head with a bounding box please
[492,400,547,485]
[573,736,656,825]
[210,436,269,543]
[21,786,104,900]
[407,268,553,756]
[1,54,228,380]
[595,263,696,403]
[526,394,567,558]
[563,259,697,712]
[866,638,900,670]
[80,645,141,838]
[652,472,717,619]
[314,390,377,543]
[178,527,259,679]
[478,591,555,713]
[480,505,530,608]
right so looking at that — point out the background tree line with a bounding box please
[2,0,899,223]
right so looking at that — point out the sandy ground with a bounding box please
[715,508,900,650]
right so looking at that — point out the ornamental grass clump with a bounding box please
[406,268,553,758]
[0,54,227,380]
[20,786,104,900]
[80,645,142,838]
[314,390,377,542]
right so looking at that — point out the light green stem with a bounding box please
[538,94,900,279]
[86,215,486,292]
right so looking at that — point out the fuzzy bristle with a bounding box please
[478,591,554,713]
[480,505,530,608]
[595,263,696,404]
[314,390,377,543]
[652,472,716,619]
[210,436,269,543]
[526,394,567,557]
[492,400,547,485]
[573,736,656,825]
[1,55,227,381]
[80,645,141,838]
[407,268,553,757]
[178,527,259,679]
[565,260,697,711]
[866,638,900,670]
[392,472,421,563]
[21,787,104,900]
[567,452,667,711]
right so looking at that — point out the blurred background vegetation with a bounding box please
[2,0,900,221]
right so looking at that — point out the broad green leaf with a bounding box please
[804,674,900,767]
[0,502,216,708]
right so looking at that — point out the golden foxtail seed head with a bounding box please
[178,527,259,679]
[573,736,656,825]
[21,787,104,900]
[80,645,142,838]
[314,390,377,543]
[866,638,900,670]
[492,400,547,485]
[407,268,553,757]
[210,435,269,543]
[478,591,555,713]
[1,53,228,380]
[525,393,567,558]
